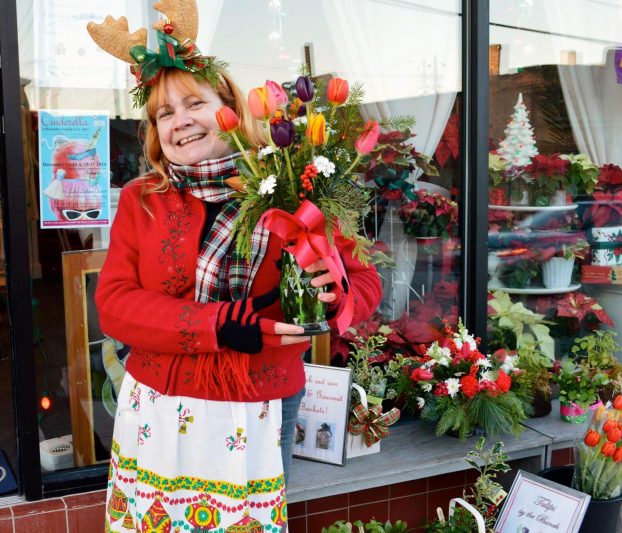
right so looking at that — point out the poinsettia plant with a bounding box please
[399,189,458,238]
[364,130,438,202]
[526,154,570,201]
[535,291,614,339]
[397,320,530,439]
[534,231,590,261]
[582,163,622,228]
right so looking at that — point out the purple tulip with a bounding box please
[270,120,295,148]
[297,103,307,117]
[295,76,314,102]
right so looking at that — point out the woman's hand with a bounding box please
[305,259,342,305]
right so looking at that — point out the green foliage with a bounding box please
[322,519,413,532]
[553,357,608,407]
[422,392,527,440]
[571,330,621,370]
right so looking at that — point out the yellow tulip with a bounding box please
[306,113,326,146]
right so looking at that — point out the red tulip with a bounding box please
[607,426,622,443]
[327,77,349,105]
[614,447,622,463]
[215,107,239,132]
[355,120,380,155]
[266,80,289,107]
[248,86,277,119]
[601,441,616,457]
[604,419,620,433]
[410,367,434,381]
[614,395,622,410]
[584,429,601,447]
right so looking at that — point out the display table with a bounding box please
[287,418,551,503]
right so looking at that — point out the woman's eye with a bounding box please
[158,111,172,119]
[189,101,204,109]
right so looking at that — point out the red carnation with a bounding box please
[479,380,500,397]
[460,375,479,399]
[496,369,512,393]
[434,382,449,397]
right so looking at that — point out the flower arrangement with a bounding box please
[399,189,458,239]
[217,75,413,330]
[398,320,529,439]
[363,129,438,202]
[552,358,608,417]
[574,397,622,500]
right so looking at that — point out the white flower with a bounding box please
[313,155,336,177]
[476,359,492,369]
[258,146,275,160]
[422,383,433,393]
[453,332,477,351]
[501,355,518,373]
[258,174,277,196]
[292,116,307,126]
[480,370,496,382]
[416,397,425,409]
[445,378,461,398]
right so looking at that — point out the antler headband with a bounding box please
[87,0,228,108]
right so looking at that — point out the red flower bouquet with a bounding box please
[398,321,529,439]
[399,189,458,239]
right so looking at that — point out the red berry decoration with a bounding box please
[163,23,174,34]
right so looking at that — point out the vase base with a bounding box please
[297,321,331,336]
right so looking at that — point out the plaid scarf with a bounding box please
[168,153,270,303]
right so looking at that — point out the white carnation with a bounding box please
[416,397,425,409]
[476,359,492,368]
[258,146,275,160]
[422,383,433,393]
[258,174,277,196]
[445,378,461,398]
[313,155,336,177]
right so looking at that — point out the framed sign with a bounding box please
[293,364,352,466]
[495,470,591,533]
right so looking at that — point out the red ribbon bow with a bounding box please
[260,200,354,333]
[348,404,401,447]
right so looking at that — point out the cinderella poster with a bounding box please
[39,110,110,228]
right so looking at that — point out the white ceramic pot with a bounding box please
[550,189,568,206]
[541,257,575,289]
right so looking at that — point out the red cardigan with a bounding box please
[95,179,382,402]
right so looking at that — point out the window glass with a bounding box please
[15,0,462,471]
[488,0,622,415]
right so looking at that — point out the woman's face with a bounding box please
[155,79,234,165]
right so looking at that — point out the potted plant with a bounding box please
[510,345,554,417]
[582,163,622,228]
[400,320,529,439]
[539,399,622,533]
[345,335,402,457]
[560,153,599,198]
[526,154,570,206]
[495,247,540,289]
[570,330,622,403]
[536,232,589,289]
[323,519,413,532]
[551,357,608,423]
[399,188,458,239]
[488,153,509,205]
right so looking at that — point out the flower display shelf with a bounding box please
[487,282,581,295]
[489,204,578,212]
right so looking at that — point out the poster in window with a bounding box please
[293,363,352,466]
[39,110,110,229]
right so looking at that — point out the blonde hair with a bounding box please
[140,68,265,196]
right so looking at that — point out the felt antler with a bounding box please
[86,16,148,64]
[152,0,199,42]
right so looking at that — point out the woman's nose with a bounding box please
[173,110,193,130]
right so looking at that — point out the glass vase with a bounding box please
[279,250,330,335]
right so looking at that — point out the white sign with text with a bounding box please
[495,470,590,533]
[293,364,352,466]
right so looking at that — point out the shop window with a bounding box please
[487,1,622,417]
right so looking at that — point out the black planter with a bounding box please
[539,465,622,533]
[531,390,553,418]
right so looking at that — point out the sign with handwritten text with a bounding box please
[293,364,352,466]
[495,470,590,533]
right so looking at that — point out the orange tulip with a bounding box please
[614,395,622,410]
[215,107,239,132]
[602,440,616,457]
[354,120,380,155]
[248,86,277,120]
[614,447,622,463]
[604,419,620,433]
[306,113,326,146]
[327,77,349,105]
[584,429,601,447]
[607,426,622,443]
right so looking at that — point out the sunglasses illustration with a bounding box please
[61,209,101,221]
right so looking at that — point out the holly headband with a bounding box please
[87,0,228,108]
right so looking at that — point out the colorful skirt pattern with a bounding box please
[105,372,287,532]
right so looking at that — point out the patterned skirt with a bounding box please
[105,372,287,532]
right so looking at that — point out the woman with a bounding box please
[96,66,382,531]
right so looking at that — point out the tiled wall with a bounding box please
[0,449,574,533]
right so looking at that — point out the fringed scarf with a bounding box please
[168,153,270,399]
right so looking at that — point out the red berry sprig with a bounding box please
[299,164,318,193]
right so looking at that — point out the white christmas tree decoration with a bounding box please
[497,93,538,167]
